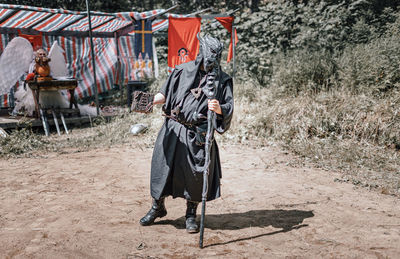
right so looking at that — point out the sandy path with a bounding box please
[0,144,399,258]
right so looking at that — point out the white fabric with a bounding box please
[0,37,33,95]
[48,41,68,78]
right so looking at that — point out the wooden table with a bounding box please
[27,79,78,118]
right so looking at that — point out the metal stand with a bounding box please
[60,112,69,134]
[51,109,61,136]
[39,108,50,137]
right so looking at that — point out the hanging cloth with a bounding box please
[168,17,201,72]
[18,31,43,50]
[215,16,238,63]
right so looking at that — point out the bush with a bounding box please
[271,49,338,95]
[337,17,400,95]
[234,1,399,85]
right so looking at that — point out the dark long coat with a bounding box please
[150,59,234,202]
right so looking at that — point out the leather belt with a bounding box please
[163,114,196,129]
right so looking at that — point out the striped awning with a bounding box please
[33,13,85,32]
[93,19,132,33]
[0,10,52,29]
[63,16,114,31]
[0,4,168,38]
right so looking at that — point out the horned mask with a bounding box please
[197,34,223,72]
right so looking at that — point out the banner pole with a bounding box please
[232,16,236,79]
[85,0,100,116]
[115,32,124,105]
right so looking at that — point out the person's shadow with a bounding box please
[156,209,314,248]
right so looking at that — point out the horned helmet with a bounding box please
[197,33,223,72]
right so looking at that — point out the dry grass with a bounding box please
[0,110,164,158]
[220,81,400,196]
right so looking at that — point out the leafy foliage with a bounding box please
[336,14,400,95]
[271,49,338,95]
[235,1,400,86]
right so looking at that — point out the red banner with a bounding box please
[19,32,42,50]
[168,17,201,70]
[216,16,238,63]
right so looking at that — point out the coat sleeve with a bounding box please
[160,71,174,97]
[160,68,183,98]
[215,78,234,134]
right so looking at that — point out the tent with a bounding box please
[0,4,170,108]
[0,4,237,110]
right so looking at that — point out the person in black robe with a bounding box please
[140,35,234,233]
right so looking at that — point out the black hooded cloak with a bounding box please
[150,58,234,202]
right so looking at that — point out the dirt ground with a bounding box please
[0,143,399,258]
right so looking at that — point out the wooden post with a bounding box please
[85,0,100,116]
[115,32,124,105]
[152,36,159,78]
[9,85,15,108]
[232,16,236,79]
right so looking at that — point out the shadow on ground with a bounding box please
[157,209,314,230]
[156,209,314,247]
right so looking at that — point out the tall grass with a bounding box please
[338,34,400,95]
[271,50,338,96]
[221,82,400,196]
